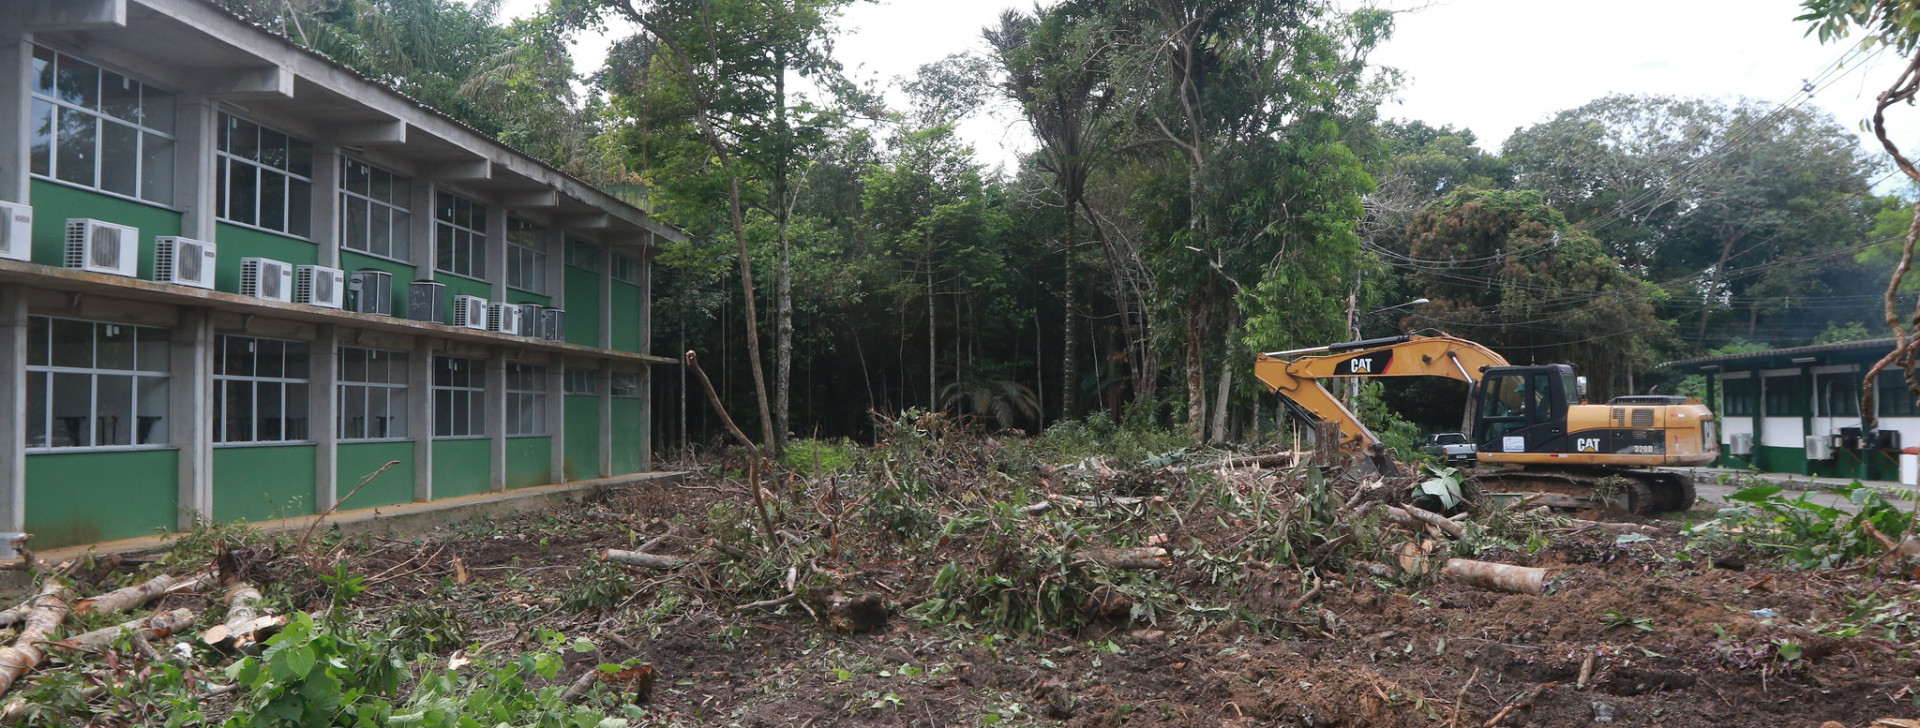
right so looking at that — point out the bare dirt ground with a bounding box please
[11,427,1920,727]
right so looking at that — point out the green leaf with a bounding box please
[276,645,317,681]
[572,637,596,653]
[1727,485,1783,503]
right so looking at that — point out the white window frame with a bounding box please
[338,347,409,441]
[563,368,597,396]
[339,157,412,262]
[216,113,314,238]
[506,362,548,436]
[24,316,173,452]
[434,356,487,438]
[435,191,488,281]
[506,217,549,294]
[214,335,313,445]
[28,45,177,205]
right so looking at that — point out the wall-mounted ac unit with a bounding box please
[153,237,216,289]
[1729,433,1753,456]
[1805,435,1833,461]
[539,307,565,341]
[407,280,444,322]
[452,294,490,330]
[240,257,294,302]
[65,218,139,277]
[0,201,30,262]
[296,265,345,308]
[488,302,526,335]
[349,269,394,316]
[1874,429,1902,451]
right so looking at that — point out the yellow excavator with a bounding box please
[1253,334,1717,514]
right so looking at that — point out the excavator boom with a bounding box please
[1253,334,1508,452]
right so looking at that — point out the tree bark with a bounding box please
[1062,212,1079,421]
[1444,558,1549,595]
[0,580,68,697]
[1074,547,1170,570]
[74,572,204,616]
[56,608,196,651]
[772,45,793,455]
[605,549,686,570]
[1185,286,1211,443]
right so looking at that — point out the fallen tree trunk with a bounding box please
[0,580,69,696]
[1384,505,1465,539]
[605,549,685,570]
[56,608,197,651]
[1565,518,1662,535]
[1074,547,1170,570]
[200,585,283,649]
[1444,559,1549,595]
[75,572,207,616]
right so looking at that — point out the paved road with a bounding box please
[1674,467,1919,513]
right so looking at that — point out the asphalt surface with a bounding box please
[1673,467,1919,513]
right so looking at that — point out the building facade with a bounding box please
[0,0,680,548]
[1661,338,1919,481]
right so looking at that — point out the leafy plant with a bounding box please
[1718,482,1913,569]
[1413,466,1465,512]
[1602,609,1655,632]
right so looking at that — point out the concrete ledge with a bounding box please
[29,471,685,566]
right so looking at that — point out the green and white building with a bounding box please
[1661,338,1920,483]
[0,0,680,549]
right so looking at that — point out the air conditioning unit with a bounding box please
[1805,435,1833,461]
[0,201,29,262]
[1729,433,1753,456]
[296,265,345,308]
[1873,429,1902,451]
[153,237,216,289]
[239,257,294,302]
[538,307,565,341]
[348,269,394,315]
[65,218,139,277]
[451,294,490,330]
[407,280,445,322]
[488,302,526,335]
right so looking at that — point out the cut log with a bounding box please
[1073,547,1170,570]
[1444,559,1550,595]
[55,608,197,651]
[0,580,69,696]
[604,549,685,570]
[200,585,283,649]
[75,572,207,616]
[0,598,35,630]
[1384,505,1465,539]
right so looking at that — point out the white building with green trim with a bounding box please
[0,0,681,548]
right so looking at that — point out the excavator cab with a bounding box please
[1470,365,1578,455]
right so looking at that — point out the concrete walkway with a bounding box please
[26,471,685,568]
[1664,466,1919,513]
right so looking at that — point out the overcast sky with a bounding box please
[500,0,1909,176]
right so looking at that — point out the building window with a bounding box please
[340,158,411,261]
[28,46,176,204]
[507,363,547,436]
[1879,371,1920,417]
[1817,375,1861,417]
[1763,375,1808,417]
[435,191,488,280]
[434,356,486,437]
[565,238,599,271]
[216,114,313,237]
[611,253,640,285]
[339,347,409,440]
[611,372,641,398]
[214,336,312,444]
[24,317,172,449]
[506,217,548,294]
[564,368,598,396]
[1721,378,1756,417]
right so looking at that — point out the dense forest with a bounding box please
[211,0,1912,451]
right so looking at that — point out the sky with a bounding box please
[498,0,1910,176]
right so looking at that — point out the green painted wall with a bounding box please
[565,267,601,347]
[612,399,643,474]
[1757,445,1807,476]
[564,395,601,481]
[340,251,415,318]
[610,281,640,353]
[337,441,414,509]
[440,276,490,304]
[213,445,317,523]
[432,438,492,498]
[214,223,317,294]
[26,449,178,548]
[506,437,552,489]
[507,290,552,307]
[28,180,183,278]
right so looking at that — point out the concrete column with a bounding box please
[409,183,435,282]
[172,308,213,527]
[548,230,566,309]
[639,364,652,472]
[546,362,564,483]
[311,145,341,268]
[0,286,26,532]
[0,30,29,203]
[598,360,613,478]
[410,338,432,501]
[638,246,654,470]
[312,325,338,509]
[487,347,506,492]
[486,204,507,302]
[177,99,216,240]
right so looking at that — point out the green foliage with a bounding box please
[1413,466,1464,511]
[1717,482,1913,569]
[1814,321,1875,344]
[783,438,860,476]
[563,554,635,613]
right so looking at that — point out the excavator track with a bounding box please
[1469,468,1694,516]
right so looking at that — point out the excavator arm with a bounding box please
[1253,334,1508,452]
